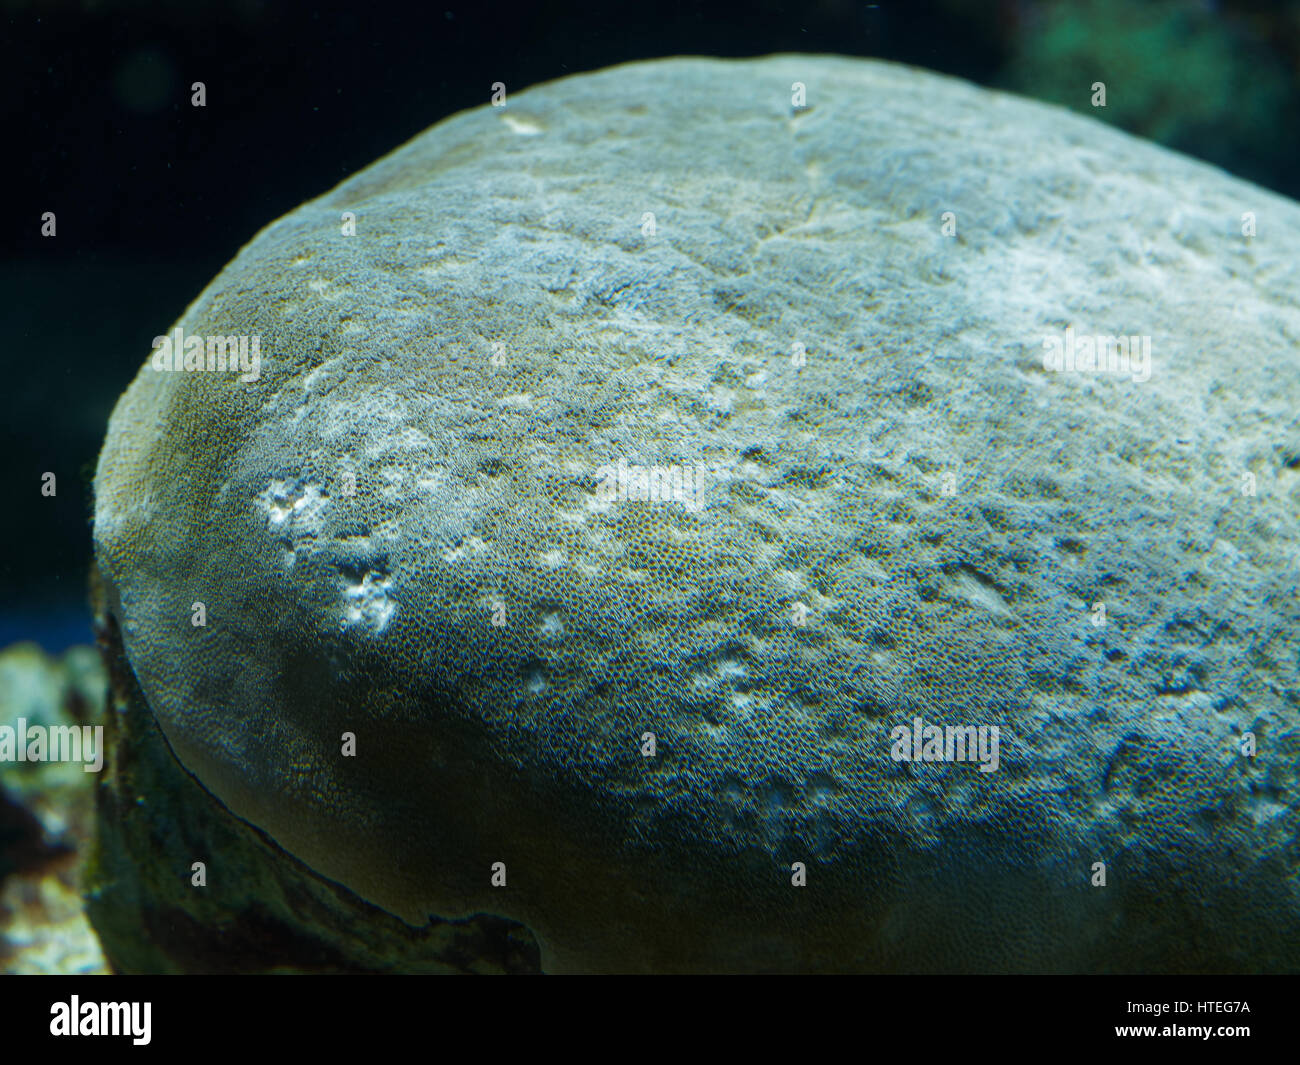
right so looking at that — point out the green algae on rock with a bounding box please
[93,55,1300,972]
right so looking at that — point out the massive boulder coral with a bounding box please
[93,55,1300,972]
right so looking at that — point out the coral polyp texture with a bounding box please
[92,55,1300,973]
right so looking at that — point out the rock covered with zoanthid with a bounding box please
[94,55,1300,972]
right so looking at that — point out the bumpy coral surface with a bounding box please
[94,56,1300,972]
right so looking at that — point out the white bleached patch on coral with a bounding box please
[306,279,350,303]
[397,427,435,450]
[301,357,344,393]
[692,656,747,691]
[257,480,327,528]
[555,508,588,527]
[374,465,408,503]
[415,468,446,492]
[342,572,396,633]
[705,387,736,414]
[716,657,746,680]
[501,115,543,136]
[774,569,807,593]
[320,388,411,445]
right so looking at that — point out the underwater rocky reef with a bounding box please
[0,644,108,974]
[81,55,1300,973]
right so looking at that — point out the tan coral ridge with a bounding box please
[94,55,1300,972]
